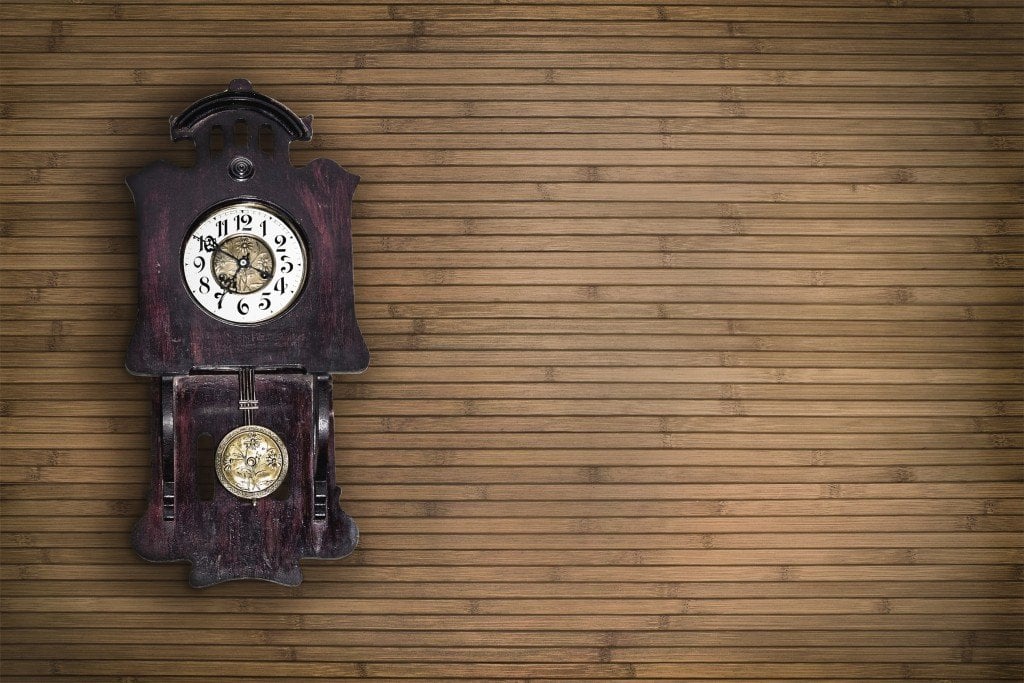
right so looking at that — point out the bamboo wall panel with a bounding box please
[1,0,1022,680]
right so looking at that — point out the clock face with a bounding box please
[182,202,307,324]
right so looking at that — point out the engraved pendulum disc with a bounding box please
[215,425,289,499]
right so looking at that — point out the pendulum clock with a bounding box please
[125,80,368,587]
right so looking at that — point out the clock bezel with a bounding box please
[180,198,310,327]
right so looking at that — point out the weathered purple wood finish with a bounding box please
[133,374,357,587]
[126,82,365,586]
[125,80,368,375]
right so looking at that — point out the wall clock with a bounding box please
[125,79,368,587]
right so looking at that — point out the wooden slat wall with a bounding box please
[1,0,1022,680]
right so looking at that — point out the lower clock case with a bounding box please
[131,372,358,587]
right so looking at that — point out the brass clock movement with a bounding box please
[125,80,368,587]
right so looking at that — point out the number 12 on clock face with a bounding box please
[181,202,307,324]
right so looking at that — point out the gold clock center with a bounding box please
[215,425,288,499]
[211,235,274,294]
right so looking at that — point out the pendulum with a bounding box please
[215,368,289,501]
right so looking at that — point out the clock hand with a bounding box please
[200,236,246,267]
[250,258,273,279]
[216,245,242,265]
[216,272,236,291]
[240,250,272,279]
[214,245,257,291]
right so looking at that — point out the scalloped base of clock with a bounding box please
[131,373,358,587]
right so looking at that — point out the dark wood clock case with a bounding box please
[126,80,368,587]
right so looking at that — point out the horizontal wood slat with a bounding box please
[1,0,1021,680]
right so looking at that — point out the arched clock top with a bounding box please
[169,79,313,164]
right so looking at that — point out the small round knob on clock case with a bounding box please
[229,78,254,92]
[229,156,254,180]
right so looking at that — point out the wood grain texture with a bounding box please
[1,0,1021,680]
[129,373,358,588]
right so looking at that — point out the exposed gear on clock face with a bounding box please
[211,235,274,295]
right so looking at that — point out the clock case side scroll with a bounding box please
[125,81,367,587]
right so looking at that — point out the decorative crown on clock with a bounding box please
[170,78,313,144]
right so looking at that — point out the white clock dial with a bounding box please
[182,202,307,324]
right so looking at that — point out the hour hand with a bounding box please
[197,236,241,264]
[197,235,220,254]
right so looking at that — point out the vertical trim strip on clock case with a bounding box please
[313,374,330,521]
[160,378,175,521]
